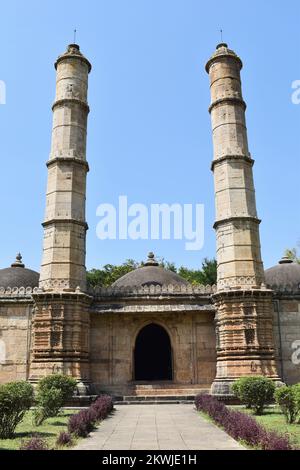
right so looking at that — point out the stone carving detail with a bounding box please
[88,283,217,297]
[39,279,70,290]
[0,286,40,297]
[0,282,298,299]
[217,276,264,290]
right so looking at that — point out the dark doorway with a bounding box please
[134,324,173,381]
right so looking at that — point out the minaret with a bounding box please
[39,43,91,292]
[30,45,92,388]
[206,44,280,394]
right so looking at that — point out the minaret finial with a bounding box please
[220,29,223,43]
[73,28,77,44]
[11,252,25,268]
[145,252,159,267]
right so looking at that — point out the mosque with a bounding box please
[0,42,299,399]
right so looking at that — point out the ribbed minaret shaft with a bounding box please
[206,44,280,395]
[39,44,91,292]
[29,44,92,387]
[207,43,264,291]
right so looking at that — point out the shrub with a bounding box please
[231,376,275,415]
[37,375,77,400]
[195,394,293,450]
[20,436,48,450]
[90,395,113,421]
[259,430,292,451]
[231,377,253,408]
[293,383,300,420]
[0,381,34,438]
[68,409,96,437]
[68,395,113,439]
[56,431,73,447]
[34,374,77,425]
[34,387,64,426]
[275,384,300,424]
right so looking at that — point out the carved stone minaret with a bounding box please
[39,43,91,292]
[30,45,92,387]
[206,43,280,394]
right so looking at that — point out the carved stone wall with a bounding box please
[0,295,33,383]
[89,309,216,395]
[212,289,279,394]
[273,295,300,385]
[29,292,92,383]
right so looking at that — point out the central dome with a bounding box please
[111,253,189,289]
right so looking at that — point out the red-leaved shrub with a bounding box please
[195,394,293,450]
[68,409,96,437]
[68,395,113,438]
[56,431,73,447]
[20,436,48,450]
[259,430,292,451]
[90,395,113,421]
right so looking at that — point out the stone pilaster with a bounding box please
[206,44,280,394]
[39,44,91,292]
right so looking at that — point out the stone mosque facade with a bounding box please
[0,43,300,398]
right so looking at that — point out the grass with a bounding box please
[231,406,300,448]
[0,410,79,450]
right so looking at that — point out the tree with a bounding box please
[285,248,300,264]
[87,259,139,287]
[178,258,217,285]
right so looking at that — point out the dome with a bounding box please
[111,253,189,289]
[0,254,40,289]
[265,256,300,290]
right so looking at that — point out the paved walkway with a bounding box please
[74,404,244,450]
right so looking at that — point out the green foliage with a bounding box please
[285,247,300,264]
[232,377,254,409]
[275,384,300,424]
[34,388,64,426]
[37,374,77,399]
[232,376,275,415]
[87,257,217,287]
[0,381,34,438]
[178,258,217,286]
[34,375,77,426]
[87,259,139,287]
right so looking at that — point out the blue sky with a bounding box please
[0,0,299,272]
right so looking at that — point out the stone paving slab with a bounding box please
[74,404,244,450]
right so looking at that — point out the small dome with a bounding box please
[111,252,189,289]
[265,256,300,289]
[0,254,39,289]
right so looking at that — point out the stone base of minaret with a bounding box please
[210,288,281,396]
[29,291,92,394]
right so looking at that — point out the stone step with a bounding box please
[131,389,208,396]
[115,400,194,405]
[131,382,206,389]
[119,394,197,402]
[115,395,197,404]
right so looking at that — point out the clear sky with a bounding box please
[0,0,299,272]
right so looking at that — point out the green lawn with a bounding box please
[0,410,79,450]
[231,406,300,448]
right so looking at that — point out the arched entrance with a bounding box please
[134,324,173,381]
